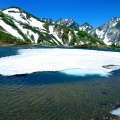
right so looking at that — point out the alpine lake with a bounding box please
[0,47,120,120]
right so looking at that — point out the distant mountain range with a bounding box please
[0,7,120,47]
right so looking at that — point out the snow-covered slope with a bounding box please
[79,22,94,34]
[1,7,120,46]
[0,7,65,45]
[3,8,45,30]
[56,17,120,46]
[56,18,80,30]
[0,19,23,39]
[0,7,104,47]
[95,18,120,45]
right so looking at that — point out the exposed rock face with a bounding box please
[56,18,80,30]
[79,22,94,34]
[95,18,120,45]
[56,18,120,46]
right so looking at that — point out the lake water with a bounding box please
[0,47,120,120]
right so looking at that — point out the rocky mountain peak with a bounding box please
[95,17,120,45]
[79,22,94,33]
[56,18,79,30]
[41,18,53,23]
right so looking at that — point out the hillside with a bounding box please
[0,7,106,47]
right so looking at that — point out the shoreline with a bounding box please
[0,43,120,51]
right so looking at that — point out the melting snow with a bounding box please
[103,34,111,45]
[0,19,23,39]
[29,17,45,30]
[0,48,120,76]
[3,9,45,30]
[110,108,120,117]
[15,22,39,43]
[5,8,20,12]
[49,26,63,44]
[3,10,28,23]
[112,22,117,27]
[95,29,104,39]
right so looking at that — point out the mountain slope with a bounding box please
[55,17,120,46]
[56,18,80,31]
[79,22,94,34]
[95,17,120,46]
[0,7,105,47]
[0,30,30,46]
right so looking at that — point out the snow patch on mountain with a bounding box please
[110,108,120,117]
[95,17,120,45]
[29,17,45,30]
[95,29,105,39]
[0,19,23,39]
[3,8,45,30]
[3,9,28,23]
[104,34,111,45]
[49,26,63,44]
[79,23,94,34]
[68,31,72,42]
[15,22,39,43]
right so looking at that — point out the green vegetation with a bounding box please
[0,10,109,48]
[0,31,31,46]
[44,22,50,32]
[19,22,62,46]
[53,24,106,48]
[72,31,106,48]
[77,31,105,45]
[0,11,31,42]
[19,22,39,33]
[109,44,120,49]
[0,25,6,32]
[37,32,62,46]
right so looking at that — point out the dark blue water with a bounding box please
[0,47,120,120]
[0,72,107,85]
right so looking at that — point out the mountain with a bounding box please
[95,17,120,46]
[56,18,80,31]
[79,22,94,34]
[56,18,120,46]
[0,7,104,47]
[41,18,53,23]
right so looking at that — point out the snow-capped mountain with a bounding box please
[56,17,120,46]
[56,18,80,31]
[2,7,120,47]
[0,7,104,47]
[79,22,94,34]
[0,7,46,43]
[95,17,120,45]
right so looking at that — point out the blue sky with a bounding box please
[0,0,120,28]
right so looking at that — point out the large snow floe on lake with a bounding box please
[110,108,120,117]
[0,48,120,76]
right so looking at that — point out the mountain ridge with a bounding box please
[0,6,120,47]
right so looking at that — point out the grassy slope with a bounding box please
[0,31,31,46]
